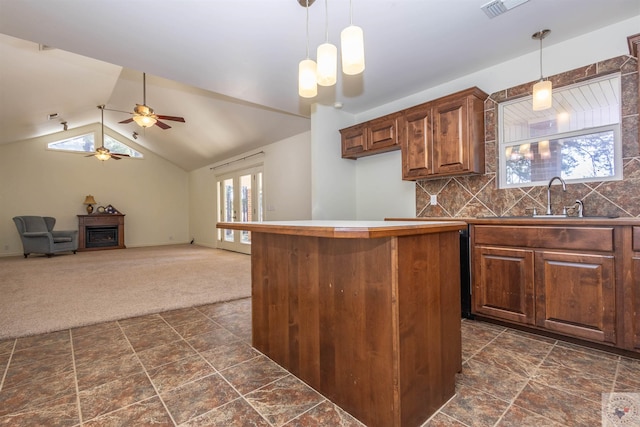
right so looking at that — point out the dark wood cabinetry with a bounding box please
[339,86,487,177]
[631,226,640,351]
[471,225,618,347]
[473,246,534,324]
[340,114,401,159]
[400,87,487,180]
[400,103,432,179]
[535,251,616,344]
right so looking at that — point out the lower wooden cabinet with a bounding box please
[632,227,640,351]
[472,246,534,325]
[471,224,619,348]
[535,251,616,344]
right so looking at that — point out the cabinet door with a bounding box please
[401,103,433,180]
[340,124,367,159]
[632,227,640,351]
[535,251,616,344]
[472,246,535,324]
[367,114,400,152]
[432,96,469,175]
[633,255,640,351]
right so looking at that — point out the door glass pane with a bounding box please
[239,174,252,244]
[222,178,234,242]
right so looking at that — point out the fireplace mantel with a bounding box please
[77,214,125,251]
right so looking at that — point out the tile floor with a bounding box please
[0,297,638,426]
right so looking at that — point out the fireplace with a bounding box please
[86,226,118,248]
[77,214,126,251]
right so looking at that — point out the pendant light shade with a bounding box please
[341,24,365,75]
[299,58,318,98]
[298,0,318,97]
[316,0,336,86]
[317,43,337,86]
[532,29,552,111]
[532,79,552,111]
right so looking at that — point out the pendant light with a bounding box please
[532,29,552,111]
[299,0,318,98]
[341,0,365,75]
[316,0,337,86]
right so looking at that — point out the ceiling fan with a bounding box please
[86,105,129,161]
[111,72,186,130]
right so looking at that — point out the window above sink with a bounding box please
[498,73,622,188]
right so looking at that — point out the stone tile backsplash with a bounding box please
[417,54,640,219]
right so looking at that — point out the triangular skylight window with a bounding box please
[48,132,143,158]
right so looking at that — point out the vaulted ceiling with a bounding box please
[0,0,638,171]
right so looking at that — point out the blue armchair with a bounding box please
[13,216,78,258]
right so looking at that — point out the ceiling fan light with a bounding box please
[317,42,337,86]
[532,79,552,111]
[299,58,318,98]
[133,114,157,128]
[341,25,365,75]
[95,147,111,161]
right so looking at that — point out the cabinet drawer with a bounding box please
[473,226,614,252]
[634,227,640,252]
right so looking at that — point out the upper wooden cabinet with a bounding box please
[339,86,487,172]
[340,114,401,159]
[401,87,487,180]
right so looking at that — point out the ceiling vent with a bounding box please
[481,0,530,18]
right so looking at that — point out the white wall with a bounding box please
[0,123,189,256]
[310,104,358,220]
[309,16,640,220]
[188,131,312,248]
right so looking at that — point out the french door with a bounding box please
[217,166,263,254]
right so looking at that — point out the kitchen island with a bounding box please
[216,220,466,427]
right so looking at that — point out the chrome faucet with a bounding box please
[546,176,566,215]
[574,199,584,217]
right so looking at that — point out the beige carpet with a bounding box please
[0,244,251,339]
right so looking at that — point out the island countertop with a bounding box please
[216,219,467,238]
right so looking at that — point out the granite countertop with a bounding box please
[387,217,640,226]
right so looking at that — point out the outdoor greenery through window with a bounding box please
[47,132,143,158]
[498,73,621,188]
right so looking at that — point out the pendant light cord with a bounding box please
[349,0,353,25]
[324,0,329,42]
[305,0,310,59]
[539,36,543,81]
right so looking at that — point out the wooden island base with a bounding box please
[218,221,465,427]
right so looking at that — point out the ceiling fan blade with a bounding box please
[155,120,171,130]
[156,115,185,123]
[119,118,134,124]
[111,155,122,160]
